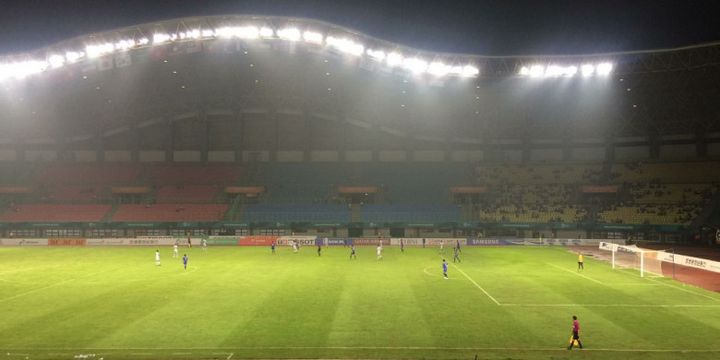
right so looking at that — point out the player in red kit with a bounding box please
[567,315,583,350]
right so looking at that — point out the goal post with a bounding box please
[609,244,665,278]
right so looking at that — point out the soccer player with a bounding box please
[442,259,448,279]
[317,244,322,257]
[182,254,189,270]
[439,239,445,254]
[292,240,298,253]
[422,238,426,248]
[155,249,161,266]
[453,245,461,263]
[567,315,583,350]
[187,234,192,248]
[350,244,357,259]
[202,238,207,252]
[456,239,462,253]
[271,241,276,254]
[577,252,584,271]
[376,243,383,260]
[400,239,405,253]
[173,243,179,258]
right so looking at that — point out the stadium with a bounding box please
[1,11,720,360]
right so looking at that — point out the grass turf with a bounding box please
[0,245,719,360]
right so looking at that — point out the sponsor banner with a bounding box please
[239,236,278,246]
[352,238,390,245]
[48,238,86,246]
[207,236,239,246]
[326,238,350,246]
[655,252,720,274]
[277,236,317,246]
[467,238,512,246]
[390,238,423,246]
[424,238,466,246]
[598,241,618,252]
[127,238,179,246]
[0,238,49,246]
[86,238,126,246]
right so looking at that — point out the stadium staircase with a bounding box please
[225,195,242,221]
[350,203,361,222]
[102,203,120,222]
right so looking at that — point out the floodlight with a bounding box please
[544,65,561,77]
[386,52,403,67]
[65,51,84,63]
[529,65,545,77]
[427,62,450,76]
[565,66,578,76]
[278,28,301,41]
[461,65,479,77]
[581,64,595,76]
[402,58,428,74]
[366,49,386,61]
[153,33,172,44]
[303,31,324,44]
[519,66,530,76]
[596,62,613,75]
[185,29,201,39]
[114,39,136,51]
[259,27,274,38]
[201,29,215,38]
[86,43,115,58]
[326,36,364,56]
[48,55,65,69]
[236,26,260,39]
[137,38,150,46]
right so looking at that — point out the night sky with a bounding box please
[1,0,719,56]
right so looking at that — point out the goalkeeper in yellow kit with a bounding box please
[577,252,584,271]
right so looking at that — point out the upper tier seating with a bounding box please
[112,204,228,221]
[0,204,111,222]
[244,204,351,223]
[145,165,240,185]
[37,164,140,184]
[362,204,460,223]
[155,185,219,203]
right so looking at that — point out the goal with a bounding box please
[610,244,665,278]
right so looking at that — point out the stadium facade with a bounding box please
[0,15,719,243]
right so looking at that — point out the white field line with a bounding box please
[451,263,501,305]
[8,346,720,353]
[227,352,234,360]
[500,303,720,308]
[645,276,720,302]
[547,263,605,285]
[608,263,720,302]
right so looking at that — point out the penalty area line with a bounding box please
[451,263,501,305]
[547,263,605,285]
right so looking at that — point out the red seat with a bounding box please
[0,204,111,222]
[112,204,228,221]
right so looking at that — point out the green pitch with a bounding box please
[1,245,719,360]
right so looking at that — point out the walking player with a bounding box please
[567,315,583,350]
[442,259,448,279]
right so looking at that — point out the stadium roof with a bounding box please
[3,15,720,83]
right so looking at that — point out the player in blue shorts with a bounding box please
[182,254,188,270]
[442,259,448,279]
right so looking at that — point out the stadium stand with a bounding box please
[37,164,140,184]
[0,204,111,222]
[145,165,241,185]
[112,204,228,222]
[244,203,351,223]
[155,185,220,203]
[362,204,460,223]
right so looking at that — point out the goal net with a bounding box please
[610,244,664,278]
